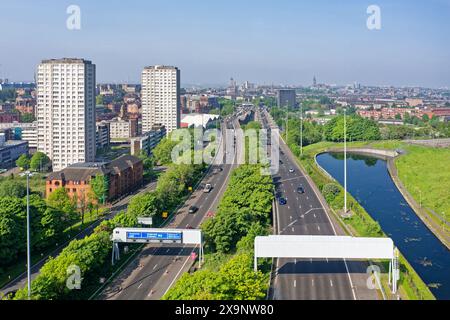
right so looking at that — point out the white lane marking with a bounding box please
[153,264,158,270]
[291,227,295,232]
[138,283,143,289]
[326,258,329,263]
[163,246,197,297]
[344,259,357,301]
[166,249,170,253]
[330,279,334,287]
[314,214,317,218]
[289,216,292,221]
[312,279,315,287]
[317,226,321,231]
[294,280,297,288]
[310,204,313,208]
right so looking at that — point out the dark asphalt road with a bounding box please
[260,109,378,300]
[100,118,241,300]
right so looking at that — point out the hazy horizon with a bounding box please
[1,0,449,88]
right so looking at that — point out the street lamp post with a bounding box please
[285,100,289,143]
[300,102,303,156]
[344,108,347,214]
[26,171,31,299]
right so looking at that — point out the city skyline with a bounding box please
[0,0,449,88]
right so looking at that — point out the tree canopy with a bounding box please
[30,152,50,172]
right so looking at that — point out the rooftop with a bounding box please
[41,58,92,65]
[47,155,142,182]
[143,65,178,70]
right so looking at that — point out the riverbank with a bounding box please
[316,144,450,250]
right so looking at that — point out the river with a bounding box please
[316,152,450,300]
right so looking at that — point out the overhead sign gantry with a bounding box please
[111,228,203,267]
[254,235,400,293]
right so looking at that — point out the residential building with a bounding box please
[277,89,296,108]
[0,134,29,168]
[36,58,96,171]
[0,122,37,149]
[0,112,20,123]
[46,155,143,203]
[96,121,110,149]
[141,65,180,134]
[130,124,166,157]
[107,117,139,140]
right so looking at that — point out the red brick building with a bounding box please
[0,112,20,123]
[46,155,143,203]
[357,107,434,120]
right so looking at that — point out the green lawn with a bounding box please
[370,140,450,223]
[395,145,450,221]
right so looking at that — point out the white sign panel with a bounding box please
[138,217,153,226]
[255,236,394,260]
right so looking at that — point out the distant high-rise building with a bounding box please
[313,76,317,87]
[226,77,238,98]
[37,58,96,171]
[141,65,181,134]
[277,89,297,108]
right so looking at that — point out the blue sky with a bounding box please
[0,0,449,87]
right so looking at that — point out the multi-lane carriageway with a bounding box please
[99,118,241,300]
[260,109,379,300]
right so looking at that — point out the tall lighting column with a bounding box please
[344,108,347,214]
[26,171,31,299]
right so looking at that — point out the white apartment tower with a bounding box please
[37,58,96,171]
[141,65,180,133]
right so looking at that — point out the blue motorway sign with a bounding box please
[126,231,183,241]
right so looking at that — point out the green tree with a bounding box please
[20,113,36,123]
[16,154,30,170]
[0,179,27,198]
[47,187,77,222]
[152,136,178,165]
[30,152,50,172]
[323,115,381,142]
[0,197,24,266]
[128,192,160,224]
[90,175,109,205]
[96,95,104,105]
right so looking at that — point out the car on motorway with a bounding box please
[203,183,213,193]
[186,224,193,229]
[297,186,305,194]
[289,168,295,173]
[206,211,215,218]
[188,206,198,214]
[278,197,287,205]
[0,168,7,174]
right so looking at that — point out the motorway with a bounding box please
[260,109,379,300]
[99,117,243,300]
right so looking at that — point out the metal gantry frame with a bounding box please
[254,235,400,294]
[110,228,204,268]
